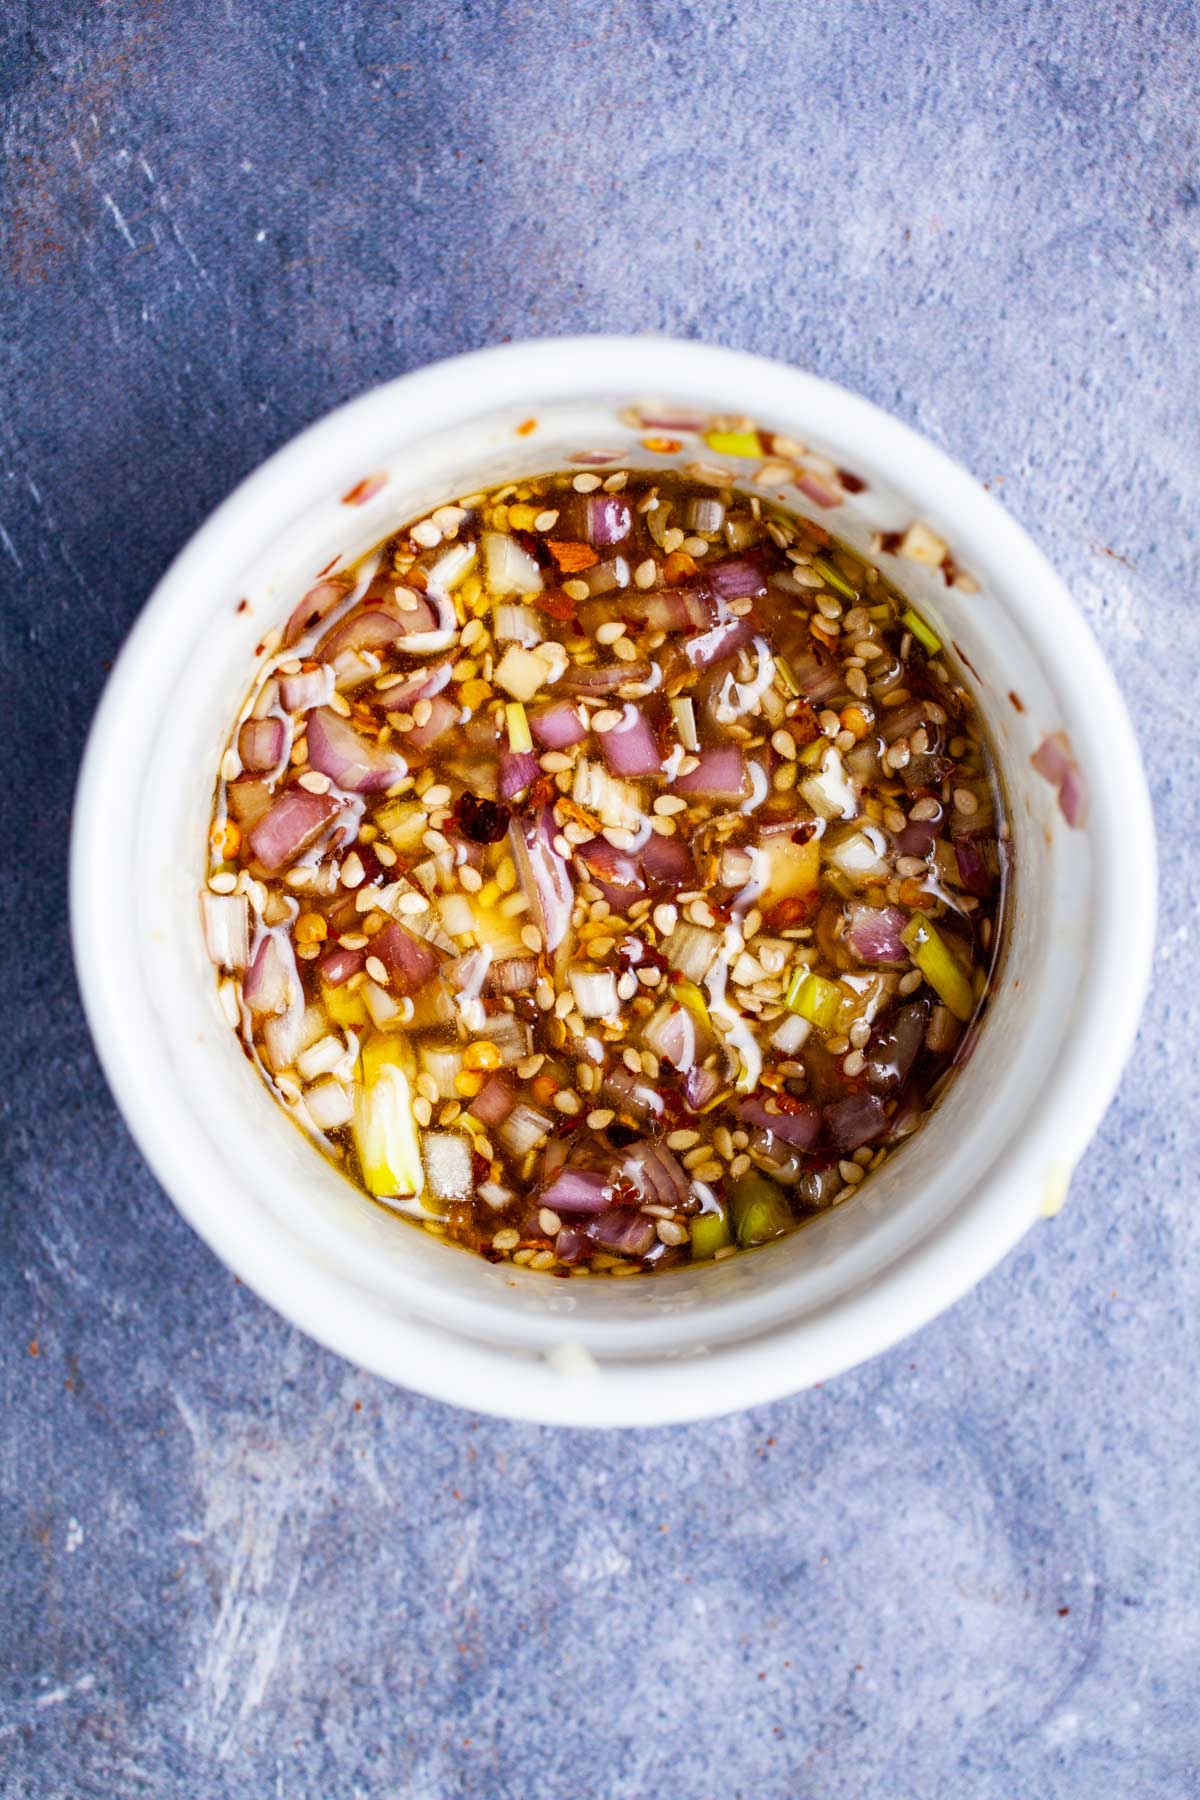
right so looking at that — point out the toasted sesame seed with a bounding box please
[896,855,927,878]
[842,1049,865,1077]
[396,889,429,914]
[573,472,602,493]
[595,620,626,645]
[341,852,365,888]
[365,955,388,984]
[634,558,657,589]
[656,1219,688,1247]
[899,969,923,995]
[652,902,678,937]
[770,729,797,760]
[520,923,543,953]
[208,871,238,894]
[838,1159,865,1185]
[553,1090,582,1115]
[492,1227,520,1251]
[587,1107,615,1129]
[562,578,590,602]
[591,708,622,733]
[953,787,978,814]
[653,793,686,815]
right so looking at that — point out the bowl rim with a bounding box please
[70,333,1157,1426]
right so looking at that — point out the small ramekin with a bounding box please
[71,337,1156,1426]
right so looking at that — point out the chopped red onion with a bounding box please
[1032,731,1087,828]
[279,667,332,712]
[529,702,588,749]
[788,652,844,705]
[319,590,441,660]
[499,749,540,800]
[865,1001,929,1093]
[238,716,285,772]
[600,705,661,777]
[735,1096,822,1148]
[554,1226,591,1263]
[620,1141,691,1208]
[405,692,458,751]
[487,956,539,996]
[372,921,437,992]
[587,495,632,546]
[683,1064,723,1111]
[508,808,573,951]
[470,1074,517,1127]
[686,613,759,670]
[584,1207,657,1257]
[708,556,767,601]
[824,1092,887,1151]
[845,902,908,964]
[577,837,642,887]
[796,470,842,508]
[674,745,748,798]
[317,945,365,986]
[601,1063,663,1121]
[378,663,453,710]
[283,573,354,647]
[306,707,406,793]
[954,840,993,897]
[539,1166,613,1215]
[639,831,695,889]
[894,816,939,859]
[248,787,339,873]
[244,933,293,1016]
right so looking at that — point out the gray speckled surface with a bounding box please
[2,2,1197,1794]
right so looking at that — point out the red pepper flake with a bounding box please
[515,418,537,437]
[837,468,867,494]
[455,793,511,844]
[642,435,682,453]
[235,597,250,614]
[764,893,817,928]
[316,553,342,578]
[342,473,387,506]
[534,587,578,622]
[546,540,599,572]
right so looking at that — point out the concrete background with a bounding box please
[2,2,1197,1795]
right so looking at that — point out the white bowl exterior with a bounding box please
[71,338,1156,1425]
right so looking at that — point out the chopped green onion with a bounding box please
[704,428,763,458]
[901,915,975,1021]
[690,1207,733,1260]
[729,1174,792,1247]
[505,700,532,753]
[670,695,699,752]
[784,969,844,1033]
[353,1034,425,1197]
[811,556,858,600]
[774,653,800,697]
[901,607,942,654]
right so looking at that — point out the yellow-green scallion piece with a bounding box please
[729,1174,792,1247]
[703,428,763,458]
[901,607,942,655]
[505,700,532,753]
[353,1033,425,1197]
[690,1207,733,1260]
[901,915,975,1022]
[811,556,858,600]
[774,653,800,698]
[785,969,844,1033]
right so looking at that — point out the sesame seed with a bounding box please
[634,559,657,589]
[770,730,797,760]
[562,578,590,602]
[953,787,978,814]
[423,783,452,809]
[667,1128,700,1151]
[573,472,602,493]
[341,852,365,889]
[553,1090,582,1115]
[595,620,626,645]
[208,871,238,894]
[656,1219,688,1247]
[365,955,388,984]
[652,902,678,937]
[896,855,927,878]
[492,1227,520,1251]
[521,924,543,953]
[899,969,923,995]
[842,1049,865,1077]
[591,708,621,733]
[653,794,686,815]
[838,1159,865,1185]
[586,1108,615,1129]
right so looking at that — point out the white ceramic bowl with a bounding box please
[71,336,1156,1427]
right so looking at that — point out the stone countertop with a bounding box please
[2,2,1196,1795]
